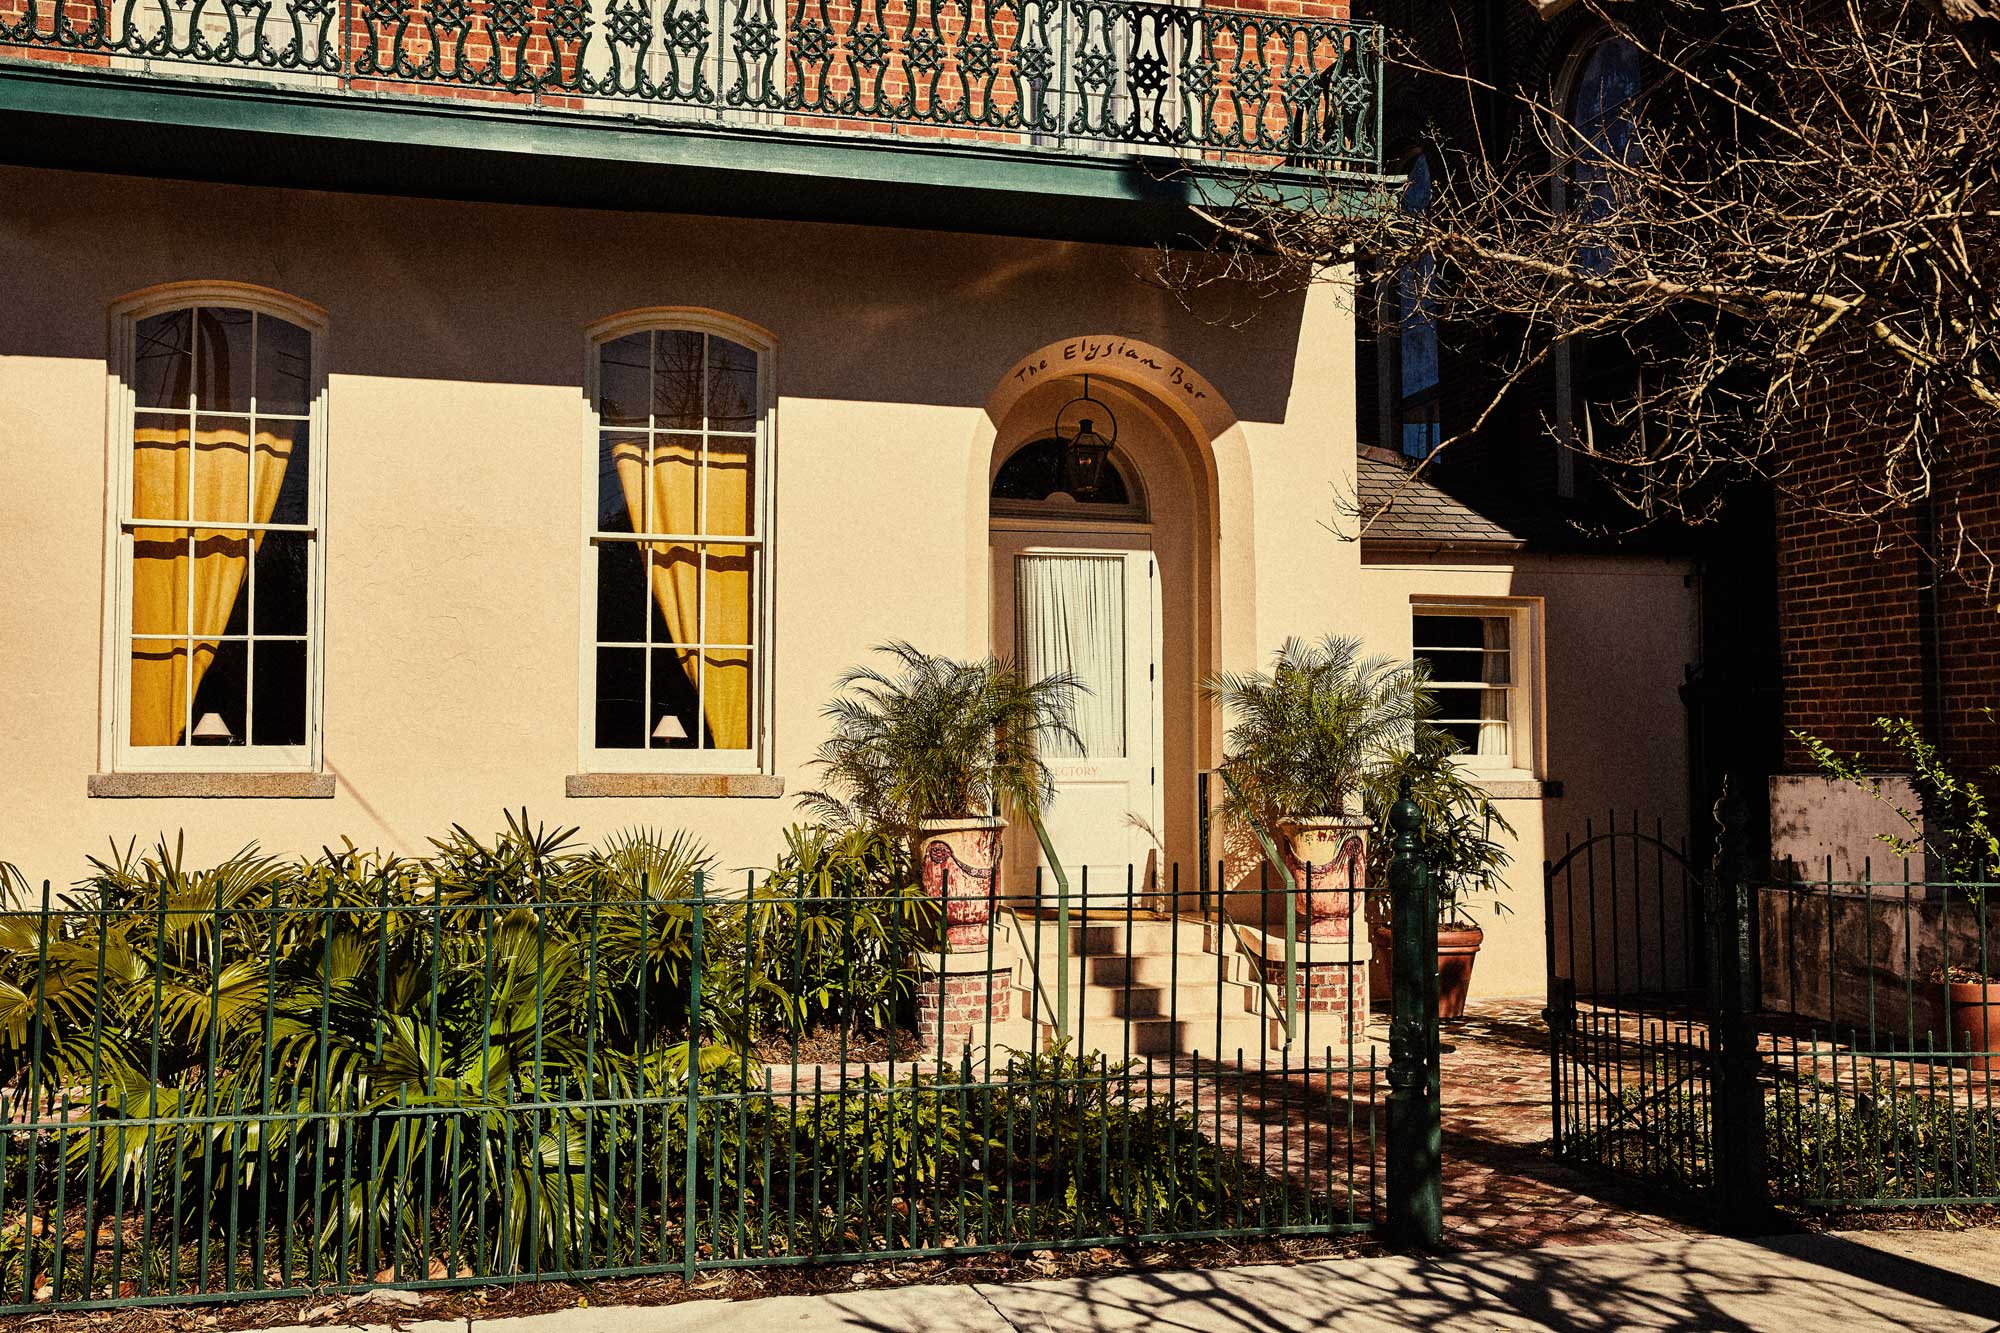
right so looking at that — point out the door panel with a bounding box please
[993,535,1162,907]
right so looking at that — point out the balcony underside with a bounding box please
[0,61,1371,245]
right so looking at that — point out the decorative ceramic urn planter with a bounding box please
[1277,815,1369,941]
[1945,980,2000,1073]
[917,816,1006,949]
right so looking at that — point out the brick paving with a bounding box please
[1429,1000,1698,1250]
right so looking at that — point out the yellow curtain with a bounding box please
[609,433,752,750]
[129,421,298,747]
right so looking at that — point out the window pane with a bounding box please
[253,532,309,635]
[599,433,644,532]
[189,638,247,746]
[255,315,313,416]
[130,529,189,635]
[251,640,308,746]
[596,540,648,644]
[653,331,704,430]
[133,309,193,409]
[195,308,253,413]
[599,334,651,427]
[704,434,754,536]
[595,647,646,749]
[704,545,752,645]
[1412,615,1483,650]
[131,415,190,521]
[257,423,310,526]
[192,417,253,524]
[130,639,189,747]
[708,337,758,432]
[703,650,751,750]
[1017,555,1126,759]
[192,530,252,637]
[647,545,699,645]
[650,435,699,535]
[1437,719,1482,753]
[651,648,701,748]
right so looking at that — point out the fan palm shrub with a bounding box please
[801,641,1080,948]
[801,640,1080,839]
[1206,636,1422,941]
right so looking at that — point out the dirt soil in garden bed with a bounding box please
[0,1235,1376,1332]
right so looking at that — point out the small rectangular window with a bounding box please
[586,325,769,769]
[1413,611,1520,768]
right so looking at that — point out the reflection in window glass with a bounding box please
[591,329,764,754]
[125,305,316,753]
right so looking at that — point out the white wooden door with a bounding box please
[992,535,1163,907]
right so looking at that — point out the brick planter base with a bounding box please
[913,955,1015,1060]
[1257,955,1369,1049]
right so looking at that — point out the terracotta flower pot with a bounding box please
[1278,815,1369,941]
[917,816,1005,949]
[1945,980,2000,1072]
[1367,920,1486,1017]
[1437,923,1485,1020]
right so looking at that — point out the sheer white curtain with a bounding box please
[1478,616,1512,759]
[1017,555,1125,759]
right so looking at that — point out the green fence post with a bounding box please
[1385,783,1442,1248]
[1708,784,1770,1230]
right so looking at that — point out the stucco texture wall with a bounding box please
[1355,554,1699,998]
[0,165,1353,887]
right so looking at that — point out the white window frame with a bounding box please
[101,282,331,776]
[577,308,778,776]
[1409,597,1545,780]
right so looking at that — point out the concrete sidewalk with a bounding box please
[274,1231,2000,1333]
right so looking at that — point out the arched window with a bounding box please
[1554,33,1645,497]
[110,285,326,771]
[990,438,1147,523]
[1395,154,1441,459]
[584,314,773,769]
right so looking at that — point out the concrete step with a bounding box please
[1018,916,1222,957]
[1032,1015,1276,1059]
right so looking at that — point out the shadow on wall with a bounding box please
[0,168,1313,425]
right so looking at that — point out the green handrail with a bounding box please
[1216,768,1299,1044]
[1026,807,1073,1044]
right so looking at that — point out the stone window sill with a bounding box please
[89,772,336,799]
[1474,777,1563,801]
[566,773,786,799]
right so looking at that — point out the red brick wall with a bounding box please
[1776,405,2000,776]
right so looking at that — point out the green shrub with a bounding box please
[0,820,1291,1290]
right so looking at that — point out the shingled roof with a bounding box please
[1355,453,1532,549]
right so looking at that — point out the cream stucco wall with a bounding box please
[0,166,1697,1007]
[0,166,1340,885]
[1355,552,1700,997]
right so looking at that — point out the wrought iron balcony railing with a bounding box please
[0,0,1382,172]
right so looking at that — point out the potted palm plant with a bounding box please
[1207,636,1420,941]
[802,641,1079,949]
[1362,721,1515,1017]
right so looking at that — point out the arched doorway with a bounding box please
[988,370,1212,907]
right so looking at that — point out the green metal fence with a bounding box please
[1547,808,2000,1217]
[0,850,1385,1314]
[0,0,1383,172]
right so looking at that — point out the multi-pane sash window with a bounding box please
[117,298,321,766]
[588,324,767,764]
[1413,613,1514,766]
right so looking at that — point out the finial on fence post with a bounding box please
[1385,775,1442,1248]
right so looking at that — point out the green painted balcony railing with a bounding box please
[0,0,1381,172]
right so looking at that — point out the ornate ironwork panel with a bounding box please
[0,0,1381,171]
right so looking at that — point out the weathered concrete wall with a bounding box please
[1758,885,2000,1045]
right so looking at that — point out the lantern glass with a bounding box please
[1065,421,1114,498]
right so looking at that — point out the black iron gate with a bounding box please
[1544,815,1725,1204]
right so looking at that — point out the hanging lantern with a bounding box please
[1055,374,1118,499]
